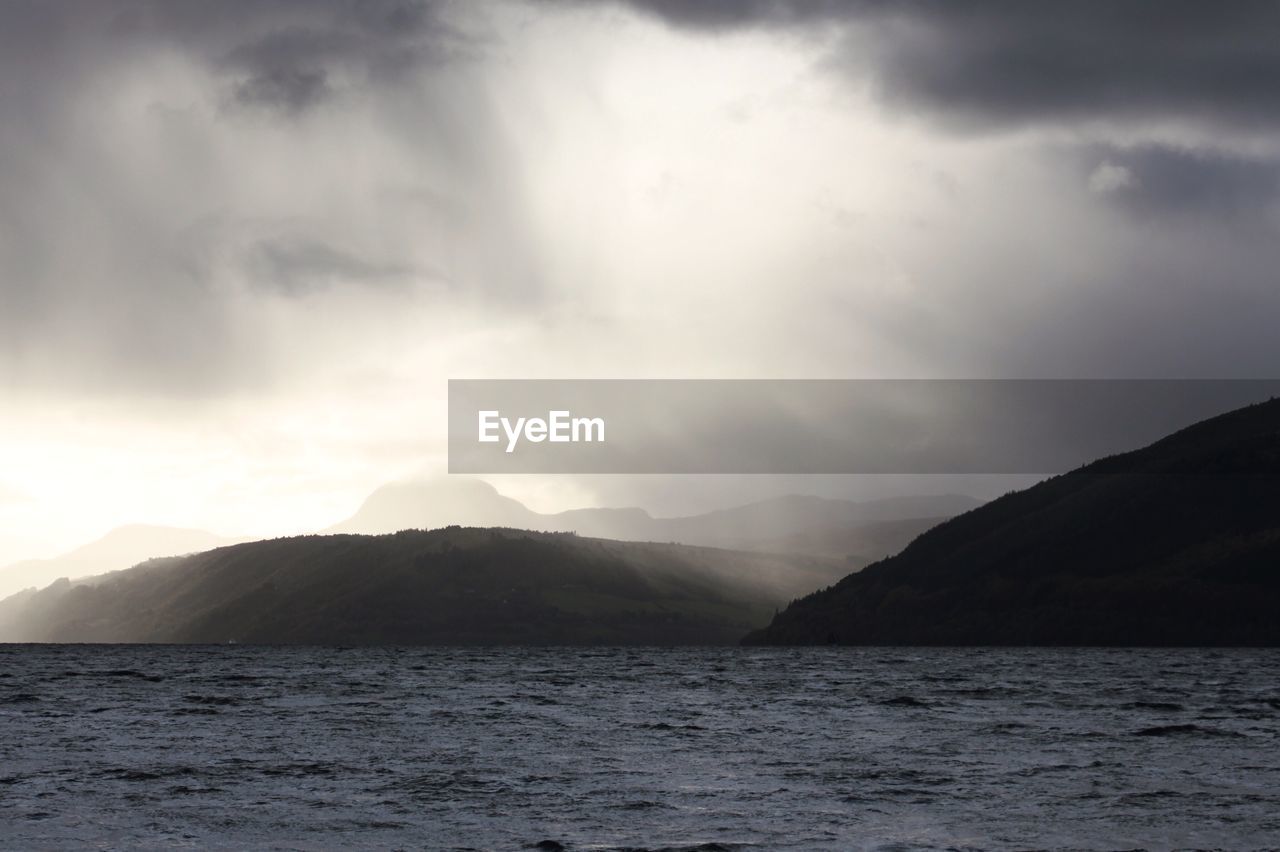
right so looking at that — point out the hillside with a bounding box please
[0,528,844,645]
[744,398,1280,646]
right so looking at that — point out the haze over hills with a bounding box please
[0,525,239,601]
[326,479,980,558]
[0,529,844,645]
[0,481,978,646]
[745,398,1280,647]
[748,515,956,562]
[0,482,974,612]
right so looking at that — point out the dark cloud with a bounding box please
[609,0,1280,131]
[0,1,470,115]
[214,4,472,114]
[233,66,332,113]
[1080,145,1280,223]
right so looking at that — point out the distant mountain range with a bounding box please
[326,479,980,558]
[0,529,846,645]
[745,397,1280,646]
[0,525,239,601]
[7,395,1277,647]
[0,485,976,605]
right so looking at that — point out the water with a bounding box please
[1,646,1277,851]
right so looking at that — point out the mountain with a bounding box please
[0,525,237,601]
[0,485,972,636]
[327,479,980,560]
[744,398,1280,646]
[323,479,539,534]
[0,528,845,645]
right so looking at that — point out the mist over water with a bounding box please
[2,645,1277,850]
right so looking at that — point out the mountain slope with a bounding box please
[0,525,237,601]
[744,398,1280,646]
[0,528,844,645]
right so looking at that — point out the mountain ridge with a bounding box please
[0,528,848,645]
[744,397,1280,646]
[1,485,976,606]
[326,480,981,556]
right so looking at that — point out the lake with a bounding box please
[1,645,1277,850]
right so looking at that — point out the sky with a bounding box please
[2,0,1279,563]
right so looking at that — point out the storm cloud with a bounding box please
[608,0,1280,132]
[2,1,1280,563]
[1079,145,1280,224]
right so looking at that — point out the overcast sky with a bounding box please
[2,0,1279,562]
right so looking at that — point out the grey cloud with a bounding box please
[0,1,473,117]
[216,5,473,114]
[245,239,425,296]
[235,65,332,112]
[0,0,544,394]
[221,27,347,113]
[232,65,332,114]
[1079,145,1280,223]
[607,0,1280,131]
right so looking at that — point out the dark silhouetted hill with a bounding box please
[0,528,846,645]
[744,398,1280,646]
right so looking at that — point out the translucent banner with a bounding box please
[448,379,1280,474]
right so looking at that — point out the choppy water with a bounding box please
[1,646,1278,851]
